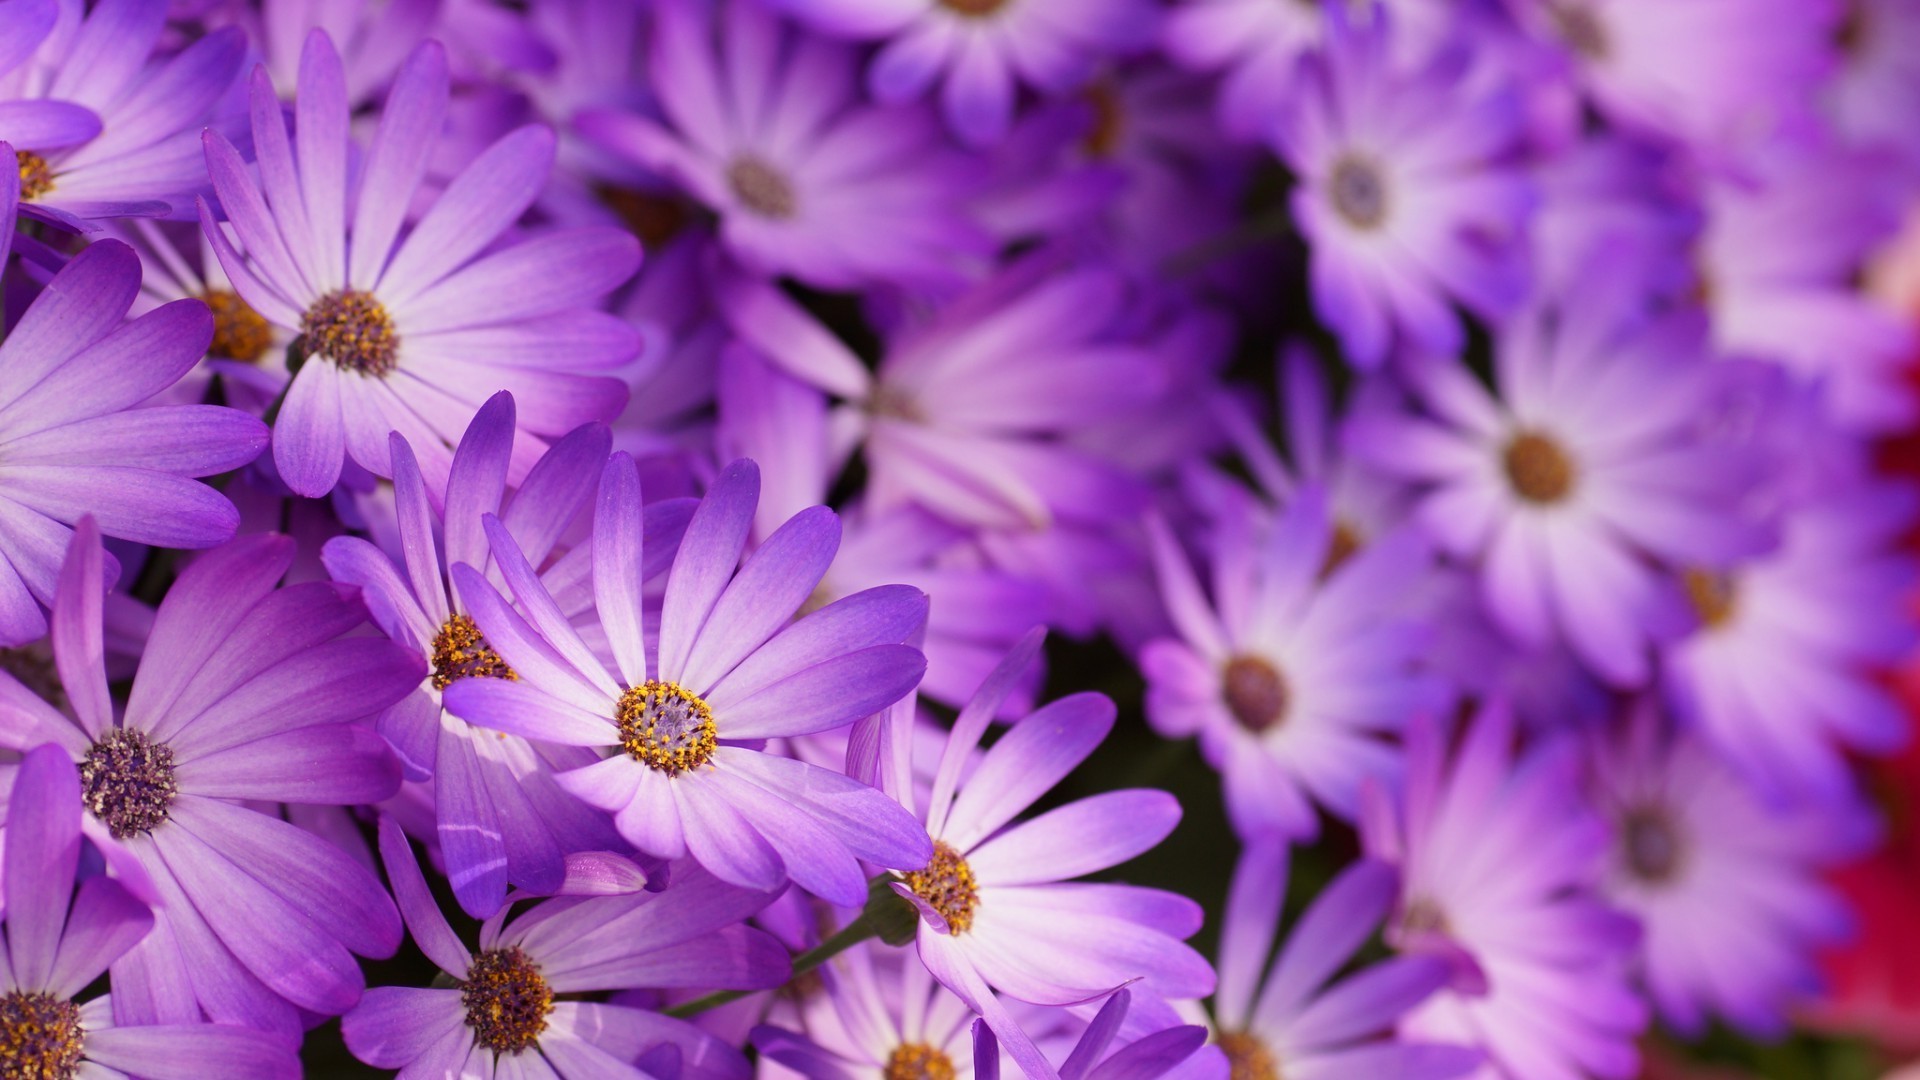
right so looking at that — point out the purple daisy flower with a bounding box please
[443,455,934,906]
[0,745,300,1080]
[321,391,638,918]
[0,238,266,646]
[1275,9,1532,369]
[892,631,1215,1077]
[577,0,990,291]
[1,0,245,227]
[0,518,424,1034]
[1349,284,1772,687]
[1203,838,1478,1080]
[344,817,774,1079]
[1141,486,1441,839]
[1162,0,1327,140]
[1662,478,1918,798]
[200,30,638,497]
[1363,704,1647,1080]
[1589,705,1875,1038]
[769,0,1159,148]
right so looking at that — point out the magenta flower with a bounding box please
[893,632,1214,1077]
[200,31,638,497]
[0,518,423,1034]
[344,818,776,1079]
[0,239,266,646]
[1364,705,1647,1079]
[443,456,934,905]
[1141,487,1441,839]
[0,746,300,1079]
[321,392,634,918]
[1,0,245,227]
[1204,838,1478,1080]
[578,0,990,291]
[1275,9,1532,368]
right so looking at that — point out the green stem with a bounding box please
[663,875,919,1018]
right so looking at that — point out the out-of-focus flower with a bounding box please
[200,31,637,497]
[0,745,301,1079]
[0,519,422,1034]
[892,632,1214,1077]
[1827,0,1920,162]
[1202,837,1479,1079]
[344,817,772,1078]
[1140,487,1439,839]
[1275,9,1532,369]
[578,0,991,291]
[1351,281,1772,686]
[1,0,245,227]
[770,0,1159,148]
[1364,704,1648,1079]
[0,239,266,645]
[444,456,933,905]
[1590,704,1876,1037]
[321,392,635,918]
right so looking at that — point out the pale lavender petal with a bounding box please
[943,691,1112,852]
[658,459,759,682]
[442,677,613,746]
[348,41,448,287]
[674,777,785,892]
[967,790,1179,886]
[272,363,347,497]
[377,125,557,306]
[443,391,516,578]
[341,986,468,1070]
[6,746,83,989]
[51,517,111,738]
[376,817,471,974]
[681,506,840,693]
[717,749,932,870]
[436,720,510,918]
[295,30,349,292]
[174,724,400,804]
[926,627,1046,840]
[703,584,928,708]
[593,452,649,687]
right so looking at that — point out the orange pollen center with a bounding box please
[203,290,274,363]
[15,151,53,200]
[300,290,398,377]
[1503,430,1576,504]
[1217,1031,1281,1080]
[431,614,517,691]
[616,681,718,775]
[884,1043,958,1080]
[904,841,980,933]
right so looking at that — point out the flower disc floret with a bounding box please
[616,681,718,775]
[0,992,84,1080]
[1621,805,1685,884]
[884,1043,957,1080]
[431,614,517,691]
[1683,569,1737,629]
[905,841,979,934]
[1502,430,1576,504]
[300,290,399,377]
[15,151,53,201]
[79,728,178,840]
[1222,655,1289,733]
[1216,1031,1280,1080]
[1328,154,1389,230]
[727,157,797,220]
[203,291,274,364]
[462,947,553,1054]
[939,0,1011,17]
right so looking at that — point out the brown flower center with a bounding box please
[462,947,552,1054]
[884,1043,957,1080]
[1553,4,1609,59]
[939,0,1011,16]
[1399,896,1450,937]
[80,727,178,840]
[1683,569,1736,629]
[1328,154,1388,229]
[1620,804,1684,884]
[616,681,717,775]
[904,841,980,934]
[300,290,398,377]
[598,185,693,249]
[0,992,84,1080]
[1082,83,1124,158]
[15,151,53,201]
[203,290,274,364]
[1321,521,1362,579]
[1502,430,1575,504]
[1222,655,1288,733]
[1217,1031,1280,1080]
[431,614,517,691]
[726,157,797,220]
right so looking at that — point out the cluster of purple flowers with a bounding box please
[0,0,1915,1078]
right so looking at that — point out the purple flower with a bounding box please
[892,631,1214,1077]
[1141,487,1440,839]
[971,990,1217,1080]
[1349,285,1772,687]
[1589,705,1875,1037]
[1163,0,1327,140]
[577,0,990,291]
[1662,479,1918,798]
[200,31,638,497]
[321,392,638,918]
[0,239,266,646]
[0,518,423,1034]
[1827,0,1920,162]
[344,817,774,1079]
[1204,839,1478,1079]
[443,455,934,906]
[1,0,245,228]
[1275,10,1532,369]
[0,746,300,1080]
[770,0,1159,147]
[1363,704,1647,1079]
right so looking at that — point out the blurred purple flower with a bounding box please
[444,456,933,905]
[200,31,637,497]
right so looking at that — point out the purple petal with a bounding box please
[400,228,640,334]
[658,459,759,682]
[6,745,83,989]
[387,433,448,628]
[83,1022,300,1080]
[6,407,266,474]
[442,391,516,578]
[1214,837,1287,1030]
[348,42,448,287]
[296,30,349,292]
[496,420,613,570]
[1286,954,1452,1048]
[435,721,510,919]
[753,1026,861,1080]
[341,986,467,1070]
[46,876,151,999]
[703,584,928,708]
[1255,858,1398,1025]
[926,627,1046,838]
[376,125,557,307]
[174,724,401,805]
[482,513,618,696]
[717,748,932,870]
[700,768,866,905]
[442,677,612,747]
[0,0,56,77]
[674,777,786,892]
[0,100,101,150]
[681,505,840,693]
[967,790,1179,886]
[51,517,111,738]
[272,363,347,497]
[593,452,649,687]
[124,533,294,731]
[919,933,1059,1080]
[375,816,471,976]
[163,636,425,761]
[943,690,1112,852]
[0,240,140,408]
[716,644,924,740]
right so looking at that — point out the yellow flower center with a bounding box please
[431,614,517,691]
[15,151,53,200]
[884,1043,957,1080]
[616,681,718,775]
[203,290,275,364]
[462,947,552,1054]
[1683,568,1737,629]
[0,992,84,1080]
[904,841,980,934]
[1217,1031,1281,1080]
[300,290,398,377]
